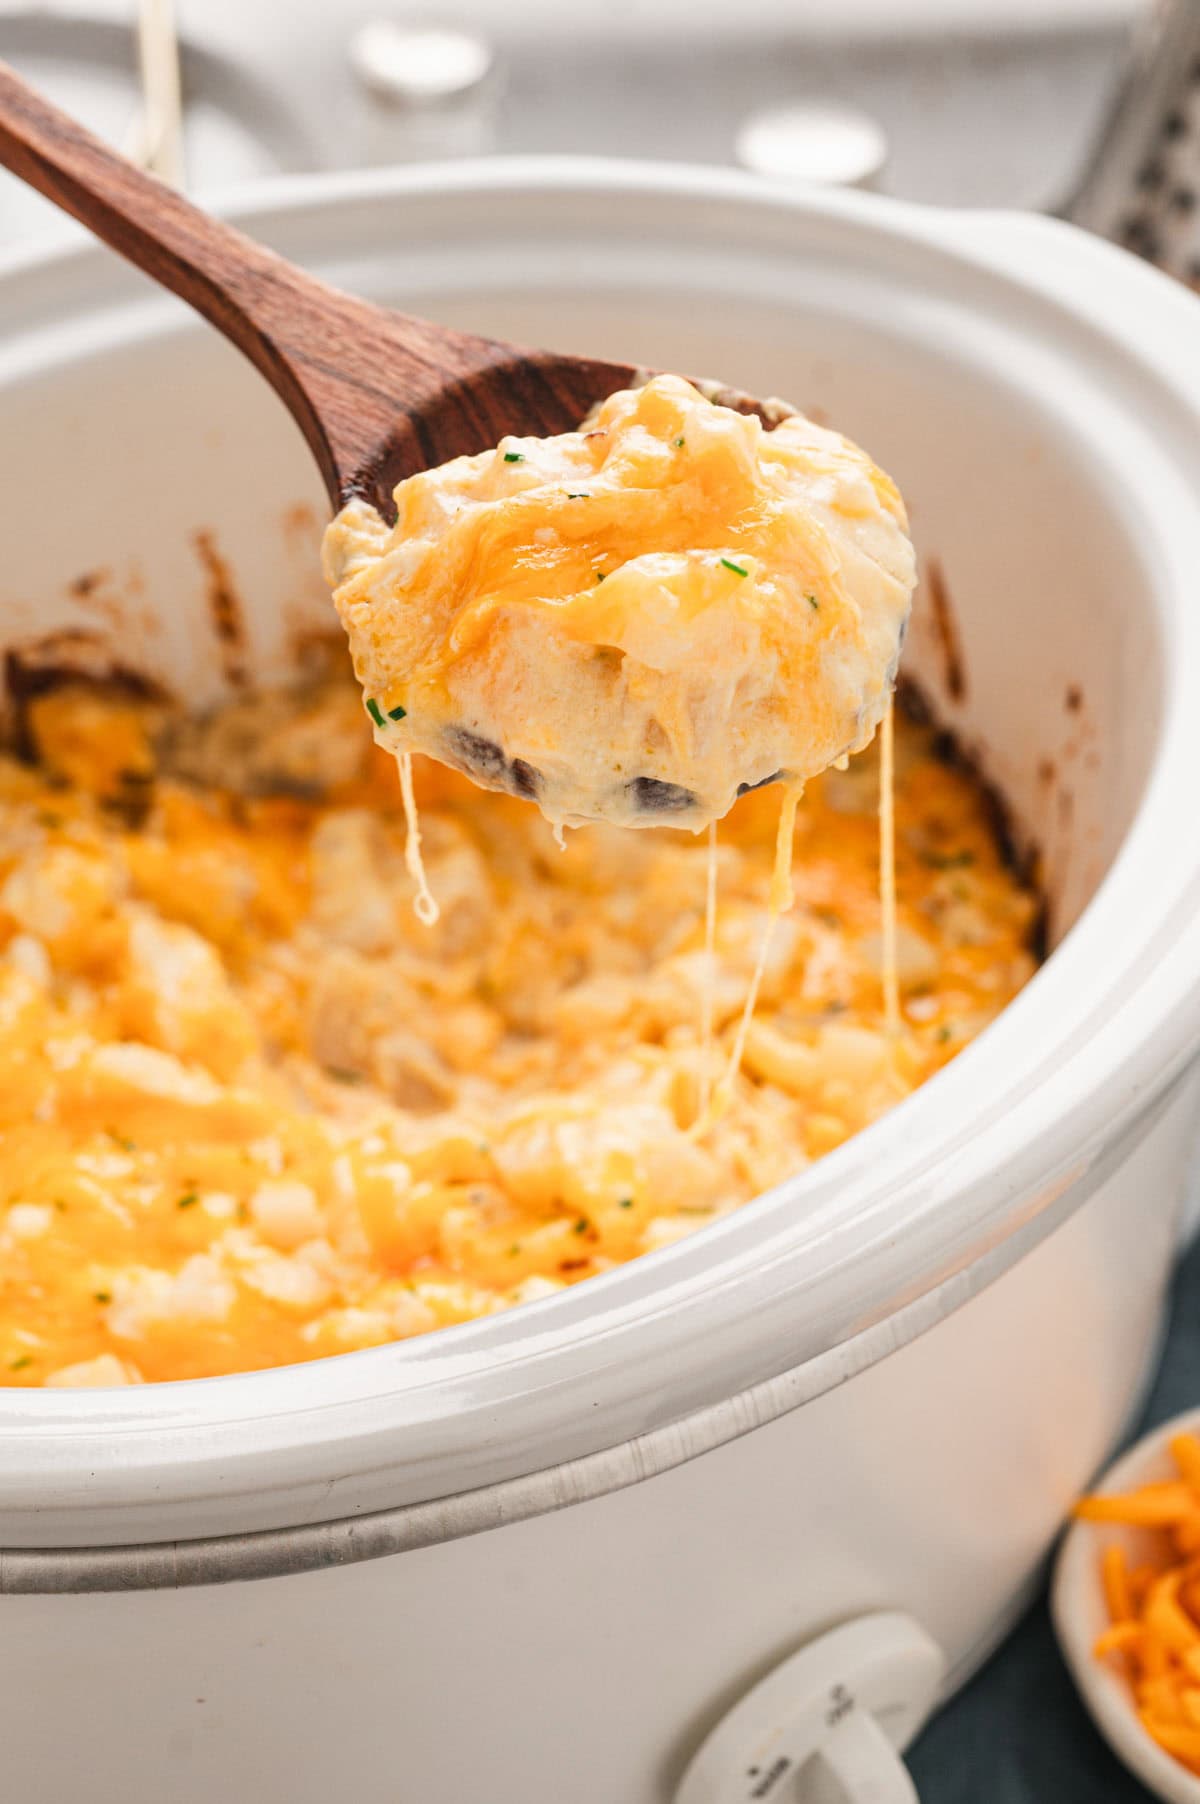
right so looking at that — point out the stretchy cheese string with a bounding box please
[879,699,900,1036]
[719,781,801,1103]
[398,752,439,927]
[769,780,802,916]
[711,699,897,1119]
[697,819,720,1121]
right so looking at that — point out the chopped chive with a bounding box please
[387,703,407,721]
[573,1217,590,1235]
[617,1197,633,1210]
[806,594,820,611]
[8,1355,31,1371]
[176,1191,199,1210]
[93,1290,111,1304]
[566,492,590,500]
[365,697,386,729]
[936,1025,953,1043]
[674,436,685,448]
[594,571,607,583]
[720,558,749,578]
[508,1244,522,1257]
[503,451,525,463]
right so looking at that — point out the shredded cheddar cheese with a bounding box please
[0,665,1037,1385]
[879,698,900,1037]
[1079,1432,1200,1774]
[699,819,719,1120]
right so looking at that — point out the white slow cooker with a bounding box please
[1,161,1200,1804]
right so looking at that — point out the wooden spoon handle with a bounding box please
[0,60,504,507]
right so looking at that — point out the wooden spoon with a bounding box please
[0,61,787,524]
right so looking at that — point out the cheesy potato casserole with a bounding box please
[0,664,1037,1385]
[324,377,916,832]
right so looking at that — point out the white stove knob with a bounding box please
[735,102,889,192]
[348,20,497,164]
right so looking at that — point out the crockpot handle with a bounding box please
[673,1613,943,1804]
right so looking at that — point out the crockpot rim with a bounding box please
[1,157,1199,1545]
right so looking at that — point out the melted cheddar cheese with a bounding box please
[0,668,1036,1385]
[323,376,916,831]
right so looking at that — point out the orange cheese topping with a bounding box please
[0,671,1037,1385]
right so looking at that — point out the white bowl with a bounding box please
[1054,1406,1200,1804]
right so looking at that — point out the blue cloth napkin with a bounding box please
[907,1233,1200,1802]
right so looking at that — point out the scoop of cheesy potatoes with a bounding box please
[323,376,917,831]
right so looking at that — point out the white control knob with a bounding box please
[348,20,497,165]
[675,1612,945,1803]
[736,102,889,192]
